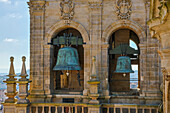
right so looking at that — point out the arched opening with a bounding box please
[52,28,84,93]
[129,40,139,89]
[108,29,140,93]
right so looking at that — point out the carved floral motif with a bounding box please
[116,0,132,19]
[60,0,75,20]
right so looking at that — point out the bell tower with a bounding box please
[2,0,165,112]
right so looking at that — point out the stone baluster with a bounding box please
[3,56,17,103]
[48,106,51,113]
[82,107,84,113]
[107,107,109,113]
[75,106,77,113]
[35,106,38,113]
[55,106,58,113]
[120,108,122,113]
[128,108,130,113]
[42,106,44,113]
[136,107,138,113]
[62,106,64,113]
[142,109,144,113]
[68,106,71,113]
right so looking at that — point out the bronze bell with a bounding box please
[114,56,134,74]
[53,46,81,71]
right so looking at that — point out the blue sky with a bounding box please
[0,0,30,73]
[0,0,139,73]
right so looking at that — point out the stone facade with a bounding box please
[148,0,170,112]
[2,0,166,113]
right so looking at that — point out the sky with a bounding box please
[0,0,30,73]
[0,0,139,73]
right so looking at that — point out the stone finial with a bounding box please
[87,56,100,104]
[92,56,96,76]
[90,56,98,81]
[4,56,17,103]
[17,56,30,104]
[21,56,27,76]
[9,56,15,75]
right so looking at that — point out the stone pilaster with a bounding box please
[101,44,110,97]
[28,0,46,96]
[88,0,103,96]
[83,44,91,96]
[138,43,147,97]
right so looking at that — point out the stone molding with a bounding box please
[102,20,146,43]
[116,0,132,20]
[88,2,102,10]
[45,20,90,44]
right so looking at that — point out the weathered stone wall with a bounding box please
[27,0,162,105]
[148,0,170,112]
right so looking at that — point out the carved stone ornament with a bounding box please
[161,67,170,81]
[60,0,75,20]
[88,2,102,10]
[116,0,132,19]
[28,1,46,13]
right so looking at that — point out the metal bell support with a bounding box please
[114,56,134,76]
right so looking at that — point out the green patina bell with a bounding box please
[53,46,81,71]
[114,56,134,73]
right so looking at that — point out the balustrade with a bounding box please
[30,103,158,113]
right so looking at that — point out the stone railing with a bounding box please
[30,103,159,113]
[102,104,158,113]
[30,103,89,113]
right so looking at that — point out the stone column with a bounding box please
[28,1,46,97]
[3,57,17,113]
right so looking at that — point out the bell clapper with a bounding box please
[77,70,81,86]
[66,70,69,76]
[123,73,126,77]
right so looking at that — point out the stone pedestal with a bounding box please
[3,103,16,113]
[88,105,101,113]
[16,104,30,113]
[88,57,100,104]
